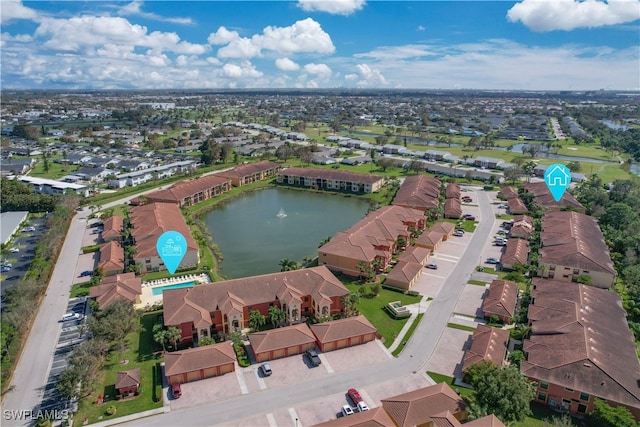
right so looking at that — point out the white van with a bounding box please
[62,312,81,322]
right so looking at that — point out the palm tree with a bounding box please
[152,324,169,353]
[268,305,286,328]
[248,310,266,331]
[167,327,182,350]
[279,258,300,272]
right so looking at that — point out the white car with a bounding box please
[341,405,354,416]
[357,402,370,412]
[62,312,82,322]
[9,248,19,253]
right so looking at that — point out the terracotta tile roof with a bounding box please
[319,206,425,263]
[145,174,231,204]
[101,215,123,240]
[386,261,422,284]
[501,238,529,267]
[507,197,528,214]
[164,343,236,378]
[398,246,431,264]
[432,221,455,235]
[462,324,509,371]
[90,272,141,308]
[482,280,519,320]
[310,315,377,343]
[163,266,349,327]
[445,183,460,199]
[415,230,443,248]
[381,382,466,427]
[218,160,280,179]
[465,415,506,427]
[311,407,396,427]
[540,211,615,275]
[392,175,441,211]
[522,279,640,410]
[429,411,463,427]
[249,323,316,354]
[510,215,534,239]
[444,198,462,218]
[277,167,385,185]
[98,241,124,273]
[499,186,519,200]
[115,368,140,389]
[522,182,585,212]
[130,202,197,259]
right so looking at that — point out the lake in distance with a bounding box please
[203,188,371,279]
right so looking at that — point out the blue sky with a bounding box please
[1,0,638,90]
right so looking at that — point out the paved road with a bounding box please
[2,210,89,426]
[123,191,495,426]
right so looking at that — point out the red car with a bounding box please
[171,383,182,399]
[348,388,363,405]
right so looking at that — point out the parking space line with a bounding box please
[235,363,249,394]
[320,354,334,374]
[424,273,447,279]
[289,408,302,427]
[255,369,267,390]
[266,413,278,427]
[432,253,460,262]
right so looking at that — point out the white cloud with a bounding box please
[354,44,436,60]
[0,1,39,24]
[507,0,640,32]
[352,63,387,87]
[303,63,332,78]
[119,1,194,25]
[34,15,207,54]
[1,32,33,43]
[417,25,426,31]
[212,18,335,58]
[222,61,263,79]
[297,0,365,15]
[275,57,300,71]
[208,26,240,45]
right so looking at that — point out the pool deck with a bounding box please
[136,273,211,309]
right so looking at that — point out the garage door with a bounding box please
[349,336,362,346]
[219,363,233,375]
[336,339,349,349]
[324,342,336,352]
[272,349,286,359]
[203,367,217,379]
[286,346,300,356]
[186,370,201,383]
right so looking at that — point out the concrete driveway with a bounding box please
[424,327,472,379]
[453,284,489,319]
[73,252,98,284]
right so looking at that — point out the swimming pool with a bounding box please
[151,281,195,296]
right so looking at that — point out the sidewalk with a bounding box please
[387,297,431,354]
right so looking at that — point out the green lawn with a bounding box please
[391,313,424,357]
[28,159,80,180]
[71,281,93,298]
[467,280,488,286]
[340,276,420,347]
[426,371,475,400]
[74,312,164,425]
[447,323,476,332]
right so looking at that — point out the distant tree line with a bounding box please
[0,178,58,213]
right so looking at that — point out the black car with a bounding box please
[305,349,321,366]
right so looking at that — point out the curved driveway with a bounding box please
[123,190,495,427]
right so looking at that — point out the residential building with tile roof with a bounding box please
[445,182,460,199]
[385,261,423,290]
[392,175,441,212]
[501,238,530,271]
[164,343,236,385]
[318,205,426,277]
[537,211,616,288]
[97,240,125,276]
[310,315,377,352]
[444,198,462,219]
[101,215,123,242]
[482,280,519,323]
[130,202,199,274]
[115,368,140,397]
[397,245,431,265]
[522,182,586,213]
[507,197,528,214]
[90,272,141,308]
[462,324,510,372]
[499,186,519,200]
[144,174,231,207]
[523,279,640,420]
[163,266,348,344]
[510,214,534,240]
[277,167,385,193]
[218,160,280,186]
[249,323,317,362]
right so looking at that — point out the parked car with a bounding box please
[1,266,11,273]
[79,270,93,277]
[341,405,354,416]
[22,226,36,232]
[62,312,81,322]
[498,204,509,209]
[9,247,19,253]
[486,257,499,264]
[453,230,464,237]
[348,388,363,404]
[493,241,506,246]
[357,402,370,412]
[463,215,476,221]
[461,196,472,202]
[260,363,272,377]
[171,383,182,399]
[425,263,438,270]
[305,349,322,366]
[91,229,101,235]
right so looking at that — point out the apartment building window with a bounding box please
[145,258,151,264]
[550,265,556,271]
[565,387,574,392]
[577,404,587,414]
[537,392,547,402]
[579,392,589,401]
[540,381,549,390]
[573,269,579,275]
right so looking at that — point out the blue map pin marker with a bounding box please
[544,163,572,202]
[156,230,187,274]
